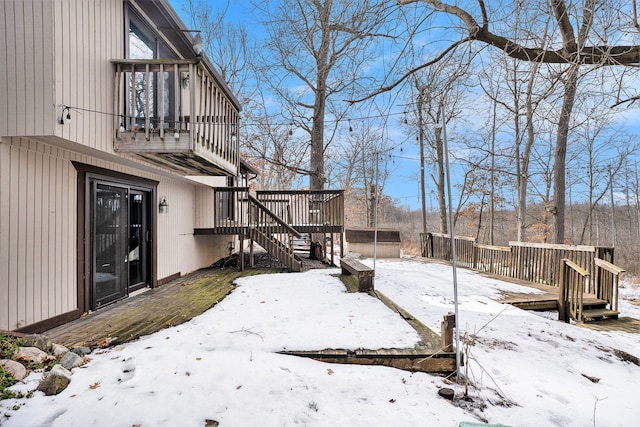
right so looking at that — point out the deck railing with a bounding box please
[112,59,240,175]
[248,195,302,271]
[559,259,590,322]
[210,188,344,233]
[212,187,250,234]
[256,190,344,233]
[420,232,617,292]
[474,244,512,276]
[510,242,602,292]
[594,258,626,313]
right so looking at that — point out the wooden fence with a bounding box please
[420,232,614,289]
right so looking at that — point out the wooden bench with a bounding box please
[340,257,374,292]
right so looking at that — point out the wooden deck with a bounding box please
[42,265,455,375]
[44,268,285,348]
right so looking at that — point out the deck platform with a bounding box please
[44,268,281,348]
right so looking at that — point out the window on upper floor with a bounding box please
[124,10,180,131]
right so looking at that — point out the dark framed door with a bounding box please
[128,189,150,292]
[90,181,153,309]
[91,182,129,308]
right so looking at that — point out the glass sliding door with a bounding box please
[128,190,149,292]
[92,182,129,308]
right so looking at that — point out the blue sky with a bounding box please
[169,0,640,212]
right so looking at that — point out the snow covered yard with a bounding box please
[2,260,640,426]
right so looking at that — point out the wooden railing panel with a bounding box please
[212,187,249,235]
[419,233,619,298]
[475,244,512,276]
[594,258,625,312]
[559,259,590,322]
[112,59,239,175]
[256,190,344,232]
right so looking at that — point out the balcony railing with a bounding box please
[112,59,240,176]
[197,188,345,234]
[256,190,344,233]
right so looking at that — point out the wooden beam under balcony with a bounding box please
[115,131,237,176]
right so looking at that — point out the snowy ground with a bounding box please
[2,259,640,426]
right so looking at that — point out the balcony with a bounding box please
[112,59,240,176]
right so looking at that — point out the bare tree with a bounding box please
[404,59,470,234]
[331,120,393,227]
[255,0,391,189]
[394,0,640,243]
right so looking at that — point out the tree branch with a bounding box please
[346,36,472,103]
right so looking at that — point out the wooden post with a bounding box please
[249,238,254,268]
[239,235,244,272]
[558,260,568,323]
[441,312,455,352]
[330,233,335,266]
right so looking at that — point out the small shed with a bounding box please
[345,228,401,258]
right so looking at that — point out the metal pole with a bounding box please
[441,97,461,380]
[373,152,379,280]
[609,165,616,247]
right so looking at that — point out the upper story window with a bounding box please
[129,21,155,59]
[126,10,177,60]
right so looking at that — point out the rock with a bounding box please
[37,365,71,396]
[60,351,85,370]
[438,387,455,401]
[51,343,70,358]
[0,359,27,381]
[14,347,51,365]
[22,334,52,352]
[71,347,92,356]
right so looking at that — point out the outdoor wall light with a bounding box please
[174,129,180,139]
[59,106,72,125]
[159,197,169,214]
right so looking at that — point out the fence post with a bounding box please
[441,312,455,352]
[558,259,569,323]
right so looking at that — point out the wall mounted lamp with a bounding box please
[59,106,72,125]
[159,196,169,214]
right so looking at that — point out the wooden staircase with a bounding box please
[248,195,303,272]
[250,228,303,272]
[559,259,624,323]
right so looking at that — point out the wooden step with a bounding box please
[581,308,619,321]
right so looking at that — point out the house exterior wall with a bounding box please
[0,0,122,146]
[0,0,238,332]
[0,137,77,330]
[0,0,56,136]
[0,136,230,331]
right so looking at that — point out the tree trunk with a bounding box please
[435,123,448,234]
[418,93,427,233]
[310,87,327,190]
[552,63,579,244]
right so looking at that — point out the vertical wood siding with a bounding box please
[0,137,77,330]
[1,137,227,330]
[157,179,229,279]
[0,0,55,136]
[53,0,123,152]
